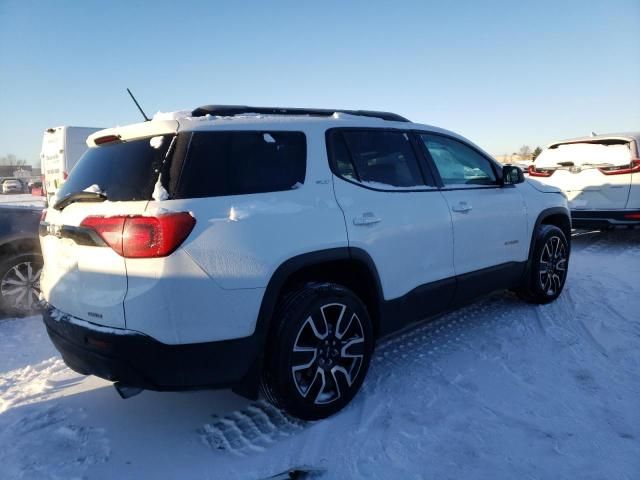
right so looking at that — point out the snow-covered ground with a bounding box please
[0,193,46,208]
[1,228,639,480]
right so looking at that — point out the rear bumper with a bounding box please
[43,305,260,392]
[571,209,640,228]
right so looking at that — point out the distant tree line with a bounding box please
[501,145,543,163]
[0,154,28,167]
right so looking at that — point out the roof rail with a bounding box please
[190,105,410,122]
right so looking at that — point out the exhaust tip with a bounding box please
[114,382,144,399]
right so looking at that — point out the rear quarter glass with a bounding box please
[57,135,174,202]
[174,131,306,199]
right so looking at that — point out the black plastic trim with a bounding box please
[454,262,526,305]
[43,306,258,391]
[524,207,572,275]
[39,221,106,247]
[191,105,410,122]
[571,209,640,227]
[380,277,456,336]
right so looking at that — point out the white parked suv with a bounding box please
[528,132,640,228]
[41,106,571,420]
[2,178,25,194]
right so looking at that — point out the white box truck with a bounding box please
[40,126,103,202]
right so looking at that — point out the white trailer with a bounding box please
[40,126,103,202]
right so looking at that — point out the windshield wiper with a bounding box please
[53,191,107,211]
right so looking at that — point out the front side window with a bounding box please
[329,130,426,189]
[176,131,306,198]
[420,134,497,186]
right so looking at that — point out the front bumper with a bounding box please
[571,209,640,228]
[43,306,260,392]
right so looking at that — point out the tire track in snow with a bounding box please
[198,293,528,456]
[199,400,307,456]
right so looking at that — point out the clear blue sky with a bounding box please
[1,0,638,165]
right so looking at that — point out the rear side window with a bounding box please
[420,134,497,186]
[57,135,173,202]
[330,130,426,188]
[175,131,306,198]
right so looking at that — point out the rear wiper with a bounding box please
[53,191,108,211]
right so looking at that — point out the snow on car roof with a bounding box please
[87,108,492,161]
[547,131,640,148]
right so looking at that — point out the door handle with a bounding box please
[451,201,472,213]
[353,212,381,226]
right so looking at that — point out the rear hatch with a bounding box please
[528,139,637,210]
[40,122,178,328]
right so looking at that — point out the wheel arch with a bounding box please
[523,206,571,275]
[0,235,42,261]
[532,207,571,255]
[257,247,384,341]
[233,247,384,399]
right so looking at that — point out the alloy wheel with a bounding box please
[290,303,365,405]
[538,235,567,296]
[1,261,42,312]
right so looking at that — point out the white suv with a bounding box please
[40,106,571,420]
[528,132,640,228]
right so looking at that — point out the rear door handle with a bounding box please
[353,212,381,226]
[451,201,472,213]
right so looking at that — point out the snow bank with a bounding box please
[0,194,46,208]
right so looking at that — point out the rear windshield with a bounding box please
[536,141,632,168]
[174,131,306,199]
[57,135,173,202]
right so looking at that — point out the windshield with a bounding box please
[57,135,173,202]
[535,141,631,168]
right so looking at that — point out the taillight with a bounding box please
[123,214,196,258]
[624,213,640,220]
[80,213,195,258]
[80,216,127,255]
[598,159,640,176]
[63,171,68,180]
[528,165,554,177]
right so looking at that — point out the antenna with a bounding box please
[126,88,150,121]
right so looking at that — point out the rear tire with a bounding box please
[516,225,569,304]
[261,282,374,421]
[0,253,43,317]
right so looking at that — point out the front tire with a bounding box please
[517,225,569,304]
[261,282,374,421]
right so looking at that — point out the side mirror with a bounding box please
[502,165,525,185]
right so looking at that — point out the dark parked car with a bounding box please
[0,205,43,316]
